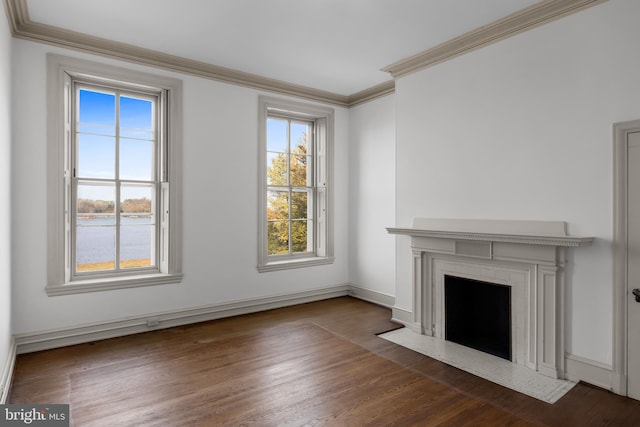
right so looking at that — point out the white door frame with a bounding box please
[612,119,640,396]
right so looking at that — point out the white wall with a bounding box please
[11,40,350,334]
[348,95,396,299]
[0,1,13,394]
[394,0,640,366]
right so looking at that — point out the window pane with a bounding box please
[120,96,153,140]
[120,138,154,181]
[77,182,115,215]
[267,190,289,221]
[78,89,115,136]
[291,191,308,220]
[76,221,115,272]
[121,184,154,220]
[267,221,289,255]
[290,154,310,186]
[267,118,288,152]
[77,134,115,179]
[291,220,309,253]
[290,122,309,152]
[120,222,154,269]
[267,152,288,186]
[76,182,116,272]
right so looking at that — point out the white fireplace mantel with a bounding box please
[387,218,594,248]
[387,218,594,379]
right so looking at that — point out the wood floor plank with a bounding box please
[8,297,640,426]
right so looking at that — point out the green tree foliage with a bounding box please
[267,136,310,255]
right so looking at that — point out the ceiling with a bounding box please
[22,0,540,97]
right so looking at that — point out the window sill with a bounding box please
[257,256,335,273]
[46,273,183,296]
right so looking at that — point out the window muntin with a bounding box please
[258,96,334,272]
[72,84,160,278]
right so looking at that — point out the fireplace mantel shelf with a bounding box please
[387,218,593,248]
[386,227,593,247]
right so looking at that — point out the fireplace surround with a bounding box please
[388,219,593,379]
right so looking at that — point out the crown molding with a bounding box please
[2,0,23,34]
[381,0,608,79]
[3,0,606,106]
[4,0,383,107]
[347,80,395,107]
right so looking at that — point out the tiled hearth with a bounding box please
[379,327,576,403]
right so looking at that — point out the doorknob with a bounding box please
[633,289,640,303]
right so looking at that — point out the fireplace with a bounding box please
[431,256,530,371]
[445,275,511,361]
[387,218,593,379]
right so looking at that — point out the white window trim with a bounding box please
[258,96,334,272]
[46,54,183,296]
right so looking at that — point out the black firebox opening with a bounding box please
[444,275,511,361]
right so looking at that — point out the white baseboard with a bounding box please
[0,338,17,404]
[7,290,623,400]
[347,284,395,308]
[391,306,421,332]
[565,353,614,391]
[15,284,351,354]
[610,371,626,396]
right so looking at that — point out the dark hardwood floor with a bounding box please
[8,297,640,426]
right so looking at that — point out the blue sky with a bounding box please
[266,117,309,153]
[77,88,155,202]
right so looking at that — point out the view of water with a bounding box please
[76,216,154,264]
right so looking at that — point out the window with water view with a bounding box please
[47,55,182,295]
[74,85,158,274]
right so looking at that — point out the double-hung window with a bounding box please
[258,96,334,271]
[47,55,183,295]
